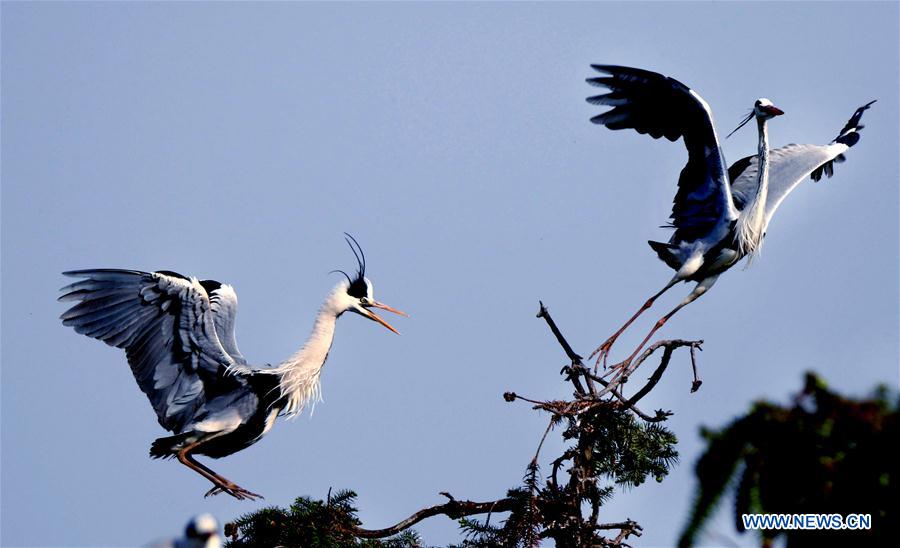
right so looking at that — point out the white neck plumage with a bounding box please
[735,115,770,261]
[271,288,344,418]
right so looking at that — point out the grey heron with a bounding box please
[150,514,222,548]
[585,64,874,370]
[59,234,406,501]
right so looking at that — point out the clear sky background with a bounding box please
[2,2,897,546]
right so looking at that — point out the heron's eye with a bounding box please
[360,297,369,305]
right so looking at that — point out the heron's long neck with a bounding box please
[735,116,770,259]
[273,293,342,418]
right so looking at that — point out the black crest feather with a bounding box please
[342,233,368,299]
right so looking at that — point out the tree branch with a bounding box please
[348,495,517,539]
[537,301,596,395]
[603,518,643,546]
[339,302,694,543]
[537,301,583,365]
[595,338,703,399]
[624,339,704,406]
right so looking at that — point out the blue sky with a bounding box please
[2,2,897,546]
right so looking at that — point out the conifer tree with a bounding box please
[679,373,898,547]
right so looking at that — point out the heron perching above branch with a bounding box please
[59,234,407,501]
[585,65,874,370]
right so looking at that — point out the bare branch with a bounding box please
[537,301,583,365]
[573,366,671,421]
[595,339,703,399]
[690,343,703,393]
[601,518,644,546]
[625,339,703,406]
[349,496,517,539]
[533,418,556,464]
[537,302,596,394]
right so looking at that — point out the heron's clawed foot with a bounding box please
[589,336,619,372]
[600,357,632,382]
[205,482,263,501]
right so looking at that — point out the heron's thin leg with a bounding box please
[186,455,263,500]
[176,443,231,493]
[614,275,719,374]
[189,454,262,501]
[176,442,262,501]
[183,455,242,495]
[590,276,680,369]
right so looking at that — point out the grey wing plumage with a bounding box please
[586,65,737,241]
[730,101,874,225]
[201,280,247,365]
[59,269,248,432]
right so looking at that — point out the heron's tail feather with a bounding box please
[149,433,192,459]
[648,240,682,271]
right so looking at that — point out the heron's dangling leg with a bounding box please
[176,442,263,501]
[190,457,263,501]
[590,276,680,370]
[610,275,719,376]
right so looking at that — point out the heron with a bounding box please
[584,64,874,370]
[59,234,406,501]
[150,514,222,548]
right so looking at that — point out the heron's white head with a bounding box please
[754,98,785,119]
[182,514,221,548]
[330,233,407,334]
[727,98,785,138]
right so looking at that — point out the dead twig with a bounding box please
[537,302,596,395]
[596,339,704,399]
[624,339,704,406]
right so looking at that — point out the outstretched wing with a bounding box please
[587,65,738,241]
[730,101,875,226]
[59,269,249,432]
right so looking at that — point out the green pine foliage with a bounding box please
[456,402,677,546]
[224,490,421,547]
[678,373,899,547]
[578,404,679,487]
[453,487,538,547]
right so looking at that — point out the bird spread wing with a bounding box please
[59,269,249,433]
[729,101,874,227]
[587,65,737,241]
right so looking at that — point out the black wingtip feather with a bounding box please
[812,101,876,181]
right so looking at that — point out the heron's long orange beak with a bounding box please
[361,301,408,335]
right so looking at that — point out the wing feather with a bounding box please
[206,283,247,365]
[59,269,248,432]
[586,65,737,241]
[729,101,874,228]
[731,144,848,227]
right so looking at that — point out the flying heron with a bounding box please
[585,64,874,370]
